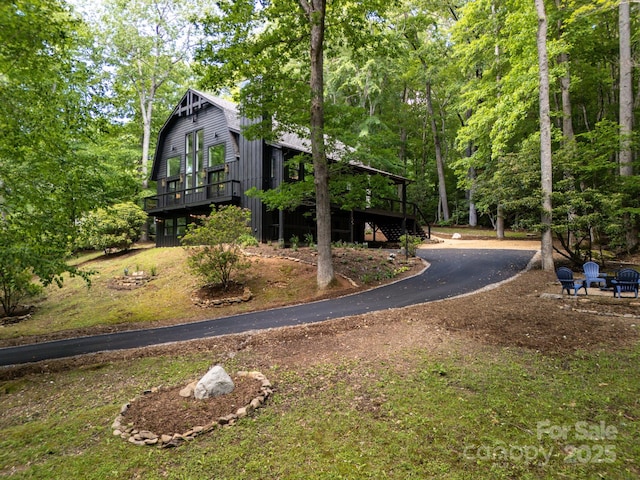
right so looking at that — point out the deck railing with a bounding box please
[144,180,241,211]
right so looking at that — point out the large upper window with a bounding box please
[209,144,225,167]
[185,130,204,192]
[166,156,180,177]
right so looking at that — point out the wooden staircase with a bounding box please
[376,219,427,242]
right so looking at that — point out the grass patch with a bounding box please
[2,247,197,339]
[2,244,419,343]
[431,226,538,239]
[1,346,638,478]
[0,247,322,342]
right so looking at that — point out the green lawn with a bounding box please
[2,242,638,479]
[1,344,638,478]
[430,226,539,239]
[0,247,201,340]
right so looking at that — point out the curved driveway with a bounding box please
[0,248,537,367]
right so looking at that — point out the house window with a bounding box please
[164,218,175,237]
[164,217,187,238]
[166,156,180,178]
[208,169,226,196]
[176,217,187,237]
[230,132,240,158]
[185,130,205,192]
[209,144,225,167]
[195,130,204,189]
[185,132,193,190]
[167,180,179,205]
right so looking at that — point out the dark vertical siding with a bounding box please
[148,90,413,248]
[236,116,264,240]
[261,146,284,242]
[157,103,230,193]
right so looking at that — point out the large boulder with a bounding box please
[194,365,234,400]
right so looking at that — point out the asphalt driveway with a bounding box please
[0,248,537,367]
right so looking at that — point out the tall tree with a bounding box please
[618,0,633,180]
[618,0,637,251]
[535,0,554,270]
[97,0,198,190]
[0,0,96,310]
[299,0,334,288]
[197,0,393,289]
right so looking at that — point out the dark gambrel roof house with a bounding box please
[144,89,426,247]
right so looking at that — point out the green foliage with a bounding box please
[248,163,399,215]
[0,221,91,316]
[181,205,252,289]
[0,265,42,317]
[448,0,640,253]
[80,203,148,254]
[0,0,118,315]
[398,234,423,257]
[289,234,299,251]
[304,233,315,248]
[238,233,259,247]
[549,121,640,262]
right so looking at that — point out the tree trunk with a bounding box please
[496,204,505,239]
[300,0,335,289]
[619,0,633,177]
[558,50,574,141]
[400,85,409,173]
[426,81,449,221]
[468,165,477,228]
[555,1,577,249]
[139,84,155,242]
[619,0,637,251]
[535,0,554,271]
[462,109,477,227]
[140,95,153,191]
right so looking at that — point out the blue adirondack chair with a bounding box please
[583,261,605,288]
[556,267,587,296]
[611,268,640,298]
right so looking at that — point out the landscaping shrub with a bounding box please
[181,205,252,290]
[79,202,147,254]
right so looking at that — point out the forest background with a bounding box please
[1,0,639,299]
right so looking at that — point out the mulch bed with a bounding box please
[122,375,264,436]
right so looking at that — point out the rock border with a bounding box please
[192,287,253,308]
[109,272,152,290]
[112,371,272,448]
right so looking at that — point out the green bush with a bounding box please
[290,234,299,251]
[181,205,252,290]
[398,234,423,257]
[0,265,42,316]
[303,233,315,247]
[238,233,259,247]
[79,202,147,254]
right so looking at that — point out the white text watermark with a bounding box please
[461,421,618,466]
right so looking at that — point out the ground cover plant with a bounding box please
[0,243,422,345]
[1,240,639,478]
[1,295,638,478]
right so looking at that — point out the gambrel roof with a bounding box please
[151,88,410,185]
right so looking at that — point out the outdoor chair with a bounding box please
[583,261,605,288]
[611,268,640,298]
[556,267,587,297]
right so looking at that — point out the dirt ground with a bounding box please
[5,235,640,438]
